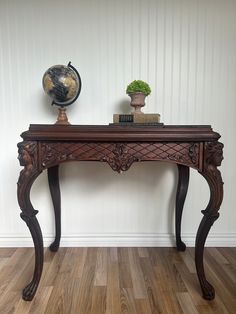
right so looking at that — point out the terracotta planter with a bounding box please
[129,92,146,114]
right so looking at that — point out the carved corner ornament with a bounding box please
[201,141,224,220]
[189,143,199,165]
[17,141,41,213]
[17,141,38,183]
[102,143,140,173]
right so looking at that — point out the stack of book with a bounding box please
[112,113,162,126]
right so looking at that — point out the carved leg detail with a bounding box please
[17,141,44,301]
[20,213,44,301]
[195,213,219,300]
[48,165,61,252]
[175,164,189,251]
[196,141,224,300]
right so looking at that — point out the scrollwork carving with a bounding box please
[165,143,199,166]
[102,143,140,173]
[189,143,199,164]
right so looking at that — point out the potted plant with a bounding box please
[126,80,151,114]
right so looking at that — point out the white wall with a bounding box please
[0,0,235,247]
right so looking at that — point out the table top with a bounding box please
[20,124,220,142]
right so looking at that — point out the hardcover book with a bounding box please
[113,113,161,124]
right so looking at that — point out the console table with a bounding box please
[17,124,224,301]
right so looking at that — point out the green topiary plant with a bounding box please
[126,80,151,96]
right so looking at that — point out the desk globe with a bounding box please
[42,62,81,124]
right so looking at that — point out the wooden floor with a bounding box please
[0,247,235,313]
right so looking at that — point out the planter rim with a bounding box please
[128,92,148,96]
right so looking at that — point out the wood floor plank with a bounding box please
[180,248,196,273]
[94,247,108,286]
[205,250,236,298]
[44,273,70,313]
[70,247,88,279]
[176,292,198,314]
[0,247,235,313]
[138,248,149,258]
[157,250,187,293]
[45,248,84,314]
[197,304,228,314]
[223,264,236,283]
[13,286,53,314]
[161,290,183,314]
[139,256,167,313]
[118,248,133,288]
[0,248,34,303]
[43,248,67,286]
[0,291,20,314]
[203,259,236,313]
[0,257,9,272]
[28,286,53,314]
[0,248,16,258]
[208,248,230,265]
[12,251,35,291]
[106,255,121,314]
[70,248,98,313]
[120,288,137,314]
[91,286,107,314]
[135,298,152,314]
[174,260,210,306]
[128,248,147,299]
[218,248,236,268]
[110,247,118,262]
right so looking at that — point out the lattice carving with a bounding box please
[101,144,140,172]
[40,141,200,172]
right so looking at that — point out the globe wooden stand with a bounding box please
[55,108,70,125]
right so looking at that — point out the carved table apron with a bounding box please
[17,124,224,301]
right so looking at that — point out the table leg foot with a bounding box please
[49,241,60,252]
[22,280,39,301]
[201,280,215,300]
[176,240,186,252]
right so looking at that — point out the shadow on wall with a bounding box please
[116,98,131,114]
[57,161,178,233]
[30,160,179,234]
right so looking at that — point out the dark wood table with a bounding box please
[17,124,224,301]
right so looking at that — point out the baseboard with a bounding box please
[0,233,235,247]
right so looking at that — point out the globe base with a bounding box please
[55,108,70,125]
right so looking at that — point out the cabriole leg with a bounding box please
[195,141,224,300]
[175,164,189,251]
[20,212,44,301]
[48,165,61,252]
[17,141,43,301]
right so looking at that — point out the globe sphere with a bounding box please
[42,64,81,106]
